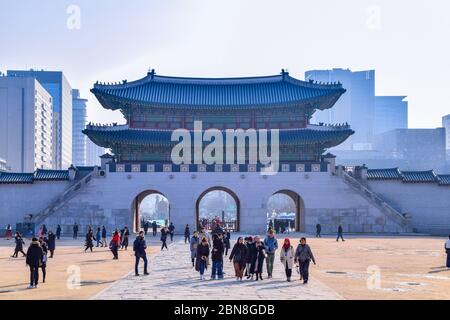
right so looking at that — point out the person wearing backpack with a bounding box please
[133,231,149,276]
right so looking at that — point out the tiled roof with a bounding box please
[368,168,450,186]
[437,174,450,186]
[34,169,70,181]
[367,168,402,180]
[401,171,437,183]
[0,172,34,184]
[83,127,354,148]
[91,71,346,110]
[0,169,71,184]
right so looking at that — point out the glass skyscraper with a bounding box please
[7,70,73,169]
[72,89,87,166]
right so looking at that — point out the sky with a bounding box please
[1,0,449,128]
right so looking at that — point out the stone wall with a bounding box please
[367,180,450,235]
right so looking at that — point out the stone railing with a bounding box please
[341,171,411,230]
[31,169,96,225]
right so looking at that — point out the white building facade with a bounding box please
[0,76,53,172]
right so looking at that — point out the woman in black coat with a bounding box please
[229,237,248,281]
[223,230,231,256]
[11,232,26,258]
[245,237,257,279]
[254,236,267,281]
[47,231,56,258]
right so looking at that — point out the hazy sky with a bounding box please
[1,0,449,128]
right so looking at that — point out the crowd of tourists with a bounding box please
[188,226,316,283]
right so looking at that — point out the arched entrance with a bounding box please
[195,187,240,232]
[131,190,170,233]
[266,190,305,233]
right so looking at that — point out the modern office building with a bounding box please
[86,139,105,166]
[443,114,450,159]
[374,96,408,135]
[305,68,375,151]
[7,70,73,169]
[374,128,446,171]
[0,76,53,172]
[72,89,88,166]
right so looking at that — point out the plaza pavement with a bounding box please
[94,236,342,300]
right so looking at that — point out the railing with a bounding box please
[341,171,411,229]
[31,170,95,225]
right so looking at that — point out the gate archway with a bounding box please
[131,190,170,233]
[195,187,240,232]
[267,190,305,233]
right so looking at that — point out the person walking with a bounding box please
[229,237,248,281]
[254,236,267,281]
[56,225,62,240]
[84,229,95,252]
[160,227,169,250]
[445,235,450,268]
[143,221,149,236]
[211,234,224,280]
[42,224,48,236]
[280,238,295,282]
[121,227,130,250]
[184,224,190,244]
[95,227,102,247]
[263,229,278,278]
[73,223,79,240]
[336,224,345,242]
[195,237,210,280]
[224,230,231,256]
[5,224,13,240]
[245,236,257,280]
[295,237,316,284]
[47,231,56,258]
[110,230,120,259]
[152,221,157,236]
[168,222,175,242]
[133,231,149,276]
[101,226,107,247]
[316,223,322,238]
[11,232,26,258]
[38,238,48,283]
[198,226,211,246]
[190,231,199,267]
[25,238,43,289]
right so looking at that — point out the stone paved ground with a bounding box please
[94,237,342,300]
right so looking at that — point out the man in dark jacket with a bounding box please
[143,222,149,236]
[295,237,316,284]
[160,227,168,250]
[168,222,175,242]
[184,224,190,243]
[73,223,79,240]
[11,232,26,258]
[26,238,43,289]
[211,234,224,280]
[56,225,62,240]
[47,231,56,258]
[316,224,322,238]
[336,224,345,242]
[101,226,107,247]
[133,231,149,276]
[152,221,158,236]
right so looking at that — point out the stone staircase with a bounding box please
[340,171,412,232]
[31,169,96,225]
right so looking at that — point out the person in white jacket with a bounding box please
[280,238,295,282]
